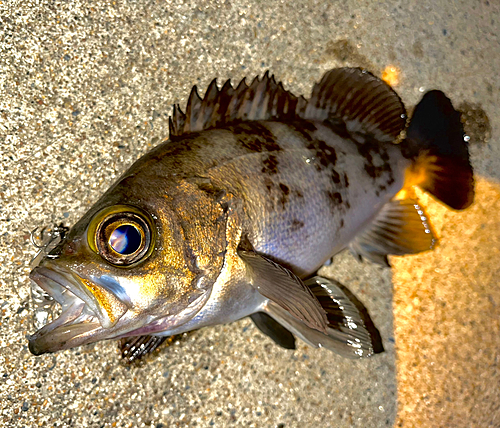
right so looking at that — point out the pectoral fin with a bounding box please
[263,276,382,358]
[238,239,328,333]
[250,312,296,350]
[349,198,437,266]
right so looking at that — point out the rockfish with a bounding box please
[28,68,474,360]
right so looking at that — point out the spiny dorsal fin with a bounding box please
[169,72,306,137]
[169,68,406,142]
[303,67,407,143]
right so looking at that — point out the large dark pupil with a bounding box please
[109,224,142,255]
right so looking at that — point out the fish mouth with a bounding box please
[28,265,213,355]
[28,267,107,355]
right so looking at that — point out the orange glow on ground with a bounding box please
[382,65,401,87]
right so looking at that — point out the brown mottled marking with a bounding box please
[326,191,343,213]
[307,139,337,171]
[195,182,226,201]
[263,177,274,193]
[293,189,304,199]
[354,140,394,181]
[279,183,290,210]
[288,120,317,141]
[290,219,304,232]
[231,122,282,153]
[331,169,341,184]
[343,172,349,188]
[279,183,290,195]
[262,154,279,175]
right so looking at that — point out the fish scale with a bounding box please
[194,120,405,275]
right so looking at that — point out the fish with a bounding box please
[27,67,474,361]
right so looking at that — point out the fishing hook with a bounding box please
[29,223,69,265]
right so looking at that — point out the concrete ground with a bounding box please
[0,0,498,427]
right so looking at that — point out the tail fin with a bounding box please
[403,90,474,210]
[262,276,383,359]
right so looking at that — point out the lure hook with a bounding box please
[29,223,69,265]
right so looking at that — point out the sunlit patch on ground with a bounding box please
[391,178,500,427]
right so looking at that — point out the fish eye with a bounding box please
[109,224,142,255]
[90,207,154,267]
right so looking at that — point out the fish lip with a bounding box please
[28,266,105,355]
[28,319,102,356]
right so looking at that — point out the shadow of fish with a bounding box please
[27,68,474,361]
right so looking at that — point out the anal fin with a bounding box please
[349,198,437,266]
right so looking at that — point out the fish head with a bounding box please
[29,175,229,355]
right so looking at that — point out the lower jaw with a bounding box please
[28,321,102,355]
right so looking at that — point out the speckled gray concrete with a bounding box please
[0,1,498,427]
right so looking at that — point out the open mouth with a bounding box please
[28,265,214,355]
[28,267,103,355]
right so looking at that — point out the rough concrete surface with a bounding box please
[0,0,498,427]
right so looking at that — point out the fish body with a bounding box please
[28,68,474,360]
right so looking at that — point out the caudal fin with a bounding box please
[403,90,474,210]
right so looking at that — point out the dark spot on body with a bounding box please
[354,139,395,186]
[331,191,343,204]
[324,118,352,140]
[340,219,344,228]
[343,172,349,187]
[262,154,279,175]
[331,169,341,184]
[288,121,338,172]
[279,183,290,195]
[287,120,317,142]
[263,177,274,193]
[324,119,396,186]
[326,191,343,212]
[231,122,282,153]
[307,139,337,170]
[290,219,304,232]
[220,201,230,215]
[278,183,290,210]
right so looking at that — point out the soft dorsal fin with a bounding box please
[169,72,306,137]
[303,68,407,142]
[169,68,406,142]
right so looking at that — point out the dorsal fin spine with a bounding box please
[168,67,406,142]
